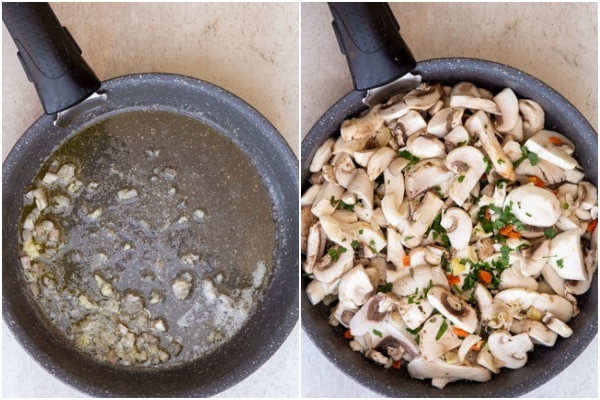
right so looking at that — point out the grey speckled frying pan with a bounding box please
[301,3,597,397]
[3,3,298,397]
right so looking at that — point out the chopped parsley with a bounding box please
[544,227,557,239]
[435,317,448,341]
[376,282,393,293]
[427,213,451,248]
[513,145,539,168]
[556,259,565,269]
[398,150,420,168]
[457,175,465,183]
[373,329,383,338]
[327,246,347,262]
[329,196,354,211]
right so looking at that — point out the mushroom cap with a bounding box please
[407,355,492,389]
[440,207,473,250]
[427,285,478,333]
[504,184,561,227]
[493,87,520,132]
[487,330,534,369]
[445,146,488,206]
[549,229,587,281]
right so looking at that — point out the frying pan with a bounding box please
[2,3,298,397]
[301,3,598,397]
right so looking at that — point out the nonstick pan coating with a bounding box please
[301,3,597,398]
[4,73,298,398]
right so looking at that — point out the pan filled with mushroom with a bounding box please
[3,3,298,397]
[301,3,597,397]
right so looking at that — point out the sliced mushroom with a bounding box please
[304,222,324,273]
[392,265,449,297]
[340,105,384,141]
[519,99,545,140]
[498,267,538,291]
[333,152,357,188]
[306,278,339,306]
[310,181,344,217]
[408,355,492,389]
[504,184,561,227]
[366,147,396,181]
[524,130,579,170]
[309,138,335,173]
[313,246,355,283]
[440,207,472,250]
[493,88,519,132]
[397,295,434,330]
[427,285,478,333]
[510,319,557,347]
[319,215,386,254]
[515,158,566,187]
[404,84,442,111]
[450,95,500,114]
[346,169,374,212]
[400,191,445,248]
[338,265,375,309]
[427,107,464,137]
[404,159,454,200]
[494,288,573,322]
[519,239,550,277]
[464,110,515,182]
[406,132,446,159]
[487,330,534,369]
[445,146,488,207]
[418,314,462,362]
[549,229,586,281]
[395,110,428,138]
[542,312,573,338]
[444,126,471,150]
[349,293,396,336]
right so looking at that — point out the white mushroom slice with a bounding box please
[333,135,369,155]
[477,342,501,374]
[378,98,410,121]
[519,239,550,277]
[493,88,519,132]
[524,130,579,170]
[418,314,462,362]
[450,95,500,114]
[304,222,325,274]
[366,147,396,181]
[338,265,375,308]
[515,158,566,187]
[542,312,573,338]
[319,215,386,254]
[403,85,442,111]
[440,207,472,250]
[444,146,487,206]
[386,226,406,270]
[305,278,337,305]
[427,285,478,333]
[457,334,482,364]
[349,293,395,336]
[301,207,316,254]
[333,152,356,188]
[541,263,565,296]
[408,356,492,389]
[347,169,374,211]
[487,330,534,369]
[564,168,585,184]
[408,246,444,267]
[401,191,445,248]
[495,288,573,322]
[313,247,354,283]
[309,138,335,173]
[577,181,598,210]
[444,126,471,150]
[380,194,405,229]
[340,105,384,141]
[504,184,561,227]
[310,181,344,217]
[464,110,515,181]
[519,99,545,140]
[395,110,428,137]
[301,184,321,207]
[404,159,454,200]
[427,107,464,137]
[498,267,538,291]
[392,265,448,297]
[451,81,481,97]
[406,132,446,159]
[549,229,586,281]
[397,295,434,330]
[511,319,557,347]
[383,157,407,200]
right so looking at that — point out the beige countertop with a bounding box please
[2,3,298,397]
[301,2,597,398]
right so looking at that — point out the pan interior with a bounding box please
[18,109,275,367]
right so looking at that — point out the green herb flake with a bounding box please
[358,229,364,235]
[376,282,393,293]
[373,329,383,338]
[351,240,359,250]
[327,247,340,262]
[457,175,465,183]
[557,259,565,269]
[544,227,557,239]
[435,318,448,341]
[398,150,420,168]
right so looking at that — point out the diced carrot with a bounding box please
[403,255,411,267]
[453,326,469,338]
[548,136,566,145]
[484,207,490,221]
[498,224,521,239]
[343,329,354,340]
[392,360,402,369]
[470,340,483,351]
[588,219,598,233]
[527,176,546,188]
[478,270,492,285]
[446,274,461,286]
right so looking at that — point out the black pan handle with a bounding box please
[2,3,101,115]
[328,2,416,91]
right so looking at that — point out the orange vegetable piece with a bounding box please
[588,219,598,233]
[446,274,461,286]
[499,224,521,239]
[392,360,402,369]
[403,255,411,267]
[343,329,354,340]
[478,270,492,285]
[470,340,483,351]
[453,326,469,338]
[548,136,566,145]
[527,176,546,188]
